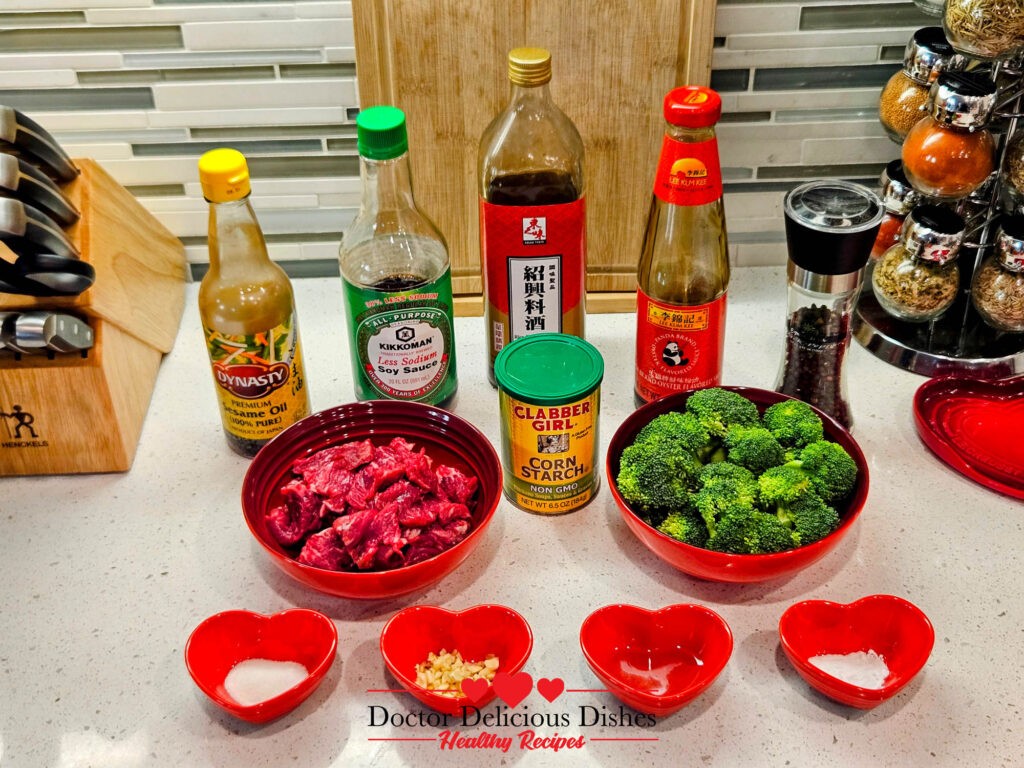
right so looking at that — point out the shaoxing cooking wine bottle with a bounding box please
[479,46,586,385]
[339,105,458,406]
[635,86,729,407]
[197,148,311,458]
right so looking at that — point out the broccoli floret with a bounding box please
[778,492,840,546]
[787,440,858,504]
[657,509,710,548]
[616,439,702,514]
[691,463,758,536]
[685,387,761,438]
[757,464,814,505]
[707,509,796,554]
[762,399,824,450]
[724,425,786,475]
[635,410,710,456]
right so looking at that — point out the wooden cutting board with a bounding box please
[352,0,717,314]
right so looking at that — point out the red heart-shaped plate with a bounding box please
[778,594,934,709]
[185,608,338,723]
[579,604,732,717]
[379,604,533,715]
[914,375,1024,499]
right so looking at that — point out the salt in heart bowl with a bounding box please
[579,604,733,717]
[185,608,338,724]
[379,604,533,716]
[778,594,934,709]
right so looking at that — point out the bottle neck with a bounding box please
[207,195,270,274]
[509,81,553,107]
[359,151,417,213]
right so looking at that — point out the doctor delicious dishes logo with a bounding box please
[366,671,658,756]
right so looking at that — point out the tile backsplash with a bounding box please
[0,0,934,277]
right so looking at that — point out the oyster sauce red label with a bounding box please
[653,135,723,207]
[635,291,726,402]
[204,316,309,441]
[479,197,586,369]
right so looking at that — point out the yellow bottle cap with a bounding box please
[198,147,251,202]
[508,47,552,87]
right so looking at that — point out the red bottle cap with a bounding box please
[663,86,722,128]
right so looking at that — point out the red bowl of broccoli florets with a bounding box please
[606,386,869,583]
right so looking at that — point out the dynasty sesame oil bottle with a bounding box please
[198,148,311,457]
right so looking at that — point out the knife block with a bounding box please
[0,158,187,475]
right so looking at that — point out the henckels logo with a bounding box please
[1,402,48,447]
[522,216,547,245]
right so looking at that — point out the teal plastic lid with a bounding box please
[494,334,604,405]
[356,105,409,160]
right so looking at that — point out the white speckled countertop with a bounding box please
[1,266,1020,768]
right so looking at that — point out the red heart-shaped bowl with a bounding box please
[579,604,733,717]
[242,401,502,599]
[606,386,869,583]
[778,595,934,709]
[914,374,1024,499]
[184,608,338,723]
[379,604,533,715]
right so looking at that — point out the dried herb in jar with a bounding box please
[871,204,965,323]
[944,0,1024,61]
[972,215,1024,332]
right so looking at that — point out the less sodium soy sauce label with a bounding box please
[342,273,457,403]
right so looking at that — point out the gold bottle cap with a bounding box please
[198,147,251,203]
[508,47,552,86]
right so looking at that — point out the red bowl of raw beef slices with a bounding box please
[242,401,502,599]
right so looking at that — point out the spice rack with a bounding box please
[854,43,1024,377]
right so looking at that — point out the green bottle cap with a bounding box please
[356,105,409,160]
[494,334,604,406]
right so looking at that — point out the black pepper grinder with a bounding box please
[775,180,883,429]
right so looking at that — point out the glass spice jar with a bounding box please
[913,0,946,16]
[972,214,1024,332]
[902,72,997,201]
[869,160,919,264]
[871,204,965,322]
[775,180,883,429]
[1001,131,1024,200]
[944,0,1024,61]
[879,27,956,143]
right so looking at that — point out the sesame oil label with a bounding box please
[204,316,309,442]
[499,391,599,515]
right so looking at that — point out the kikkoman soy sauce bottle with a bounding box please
[635,86,729,407]
[197,148,311,458]
[479,47,586,385]
[339,105,458,406]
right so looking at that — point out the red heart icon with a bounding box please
[536,677,565,703]
[460,677,491,705]
[914,375,1024,498]
[492,670,533,708]
[779,594,934,709]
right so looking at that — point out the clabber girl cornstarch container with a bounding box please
[494,333,604,514]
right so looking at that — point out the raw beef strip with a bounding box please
[265,479,322,546]
[436,465,479,504]
[374,479,423,510]
[436,500,472,525]
[297,527,352,571]
[293,440,374,478]
[305,460,354,499]
[391,498,437,528]
[344,467,381,510]
[334,506,404,570]
[404,518,471,565]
